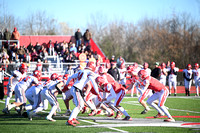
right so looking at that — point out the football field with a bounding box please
[0,95,200,133]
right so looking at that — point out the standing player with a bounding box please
[118,63,127,88]
[138,70,175,122]
[167,62,179,96]
[183,64,193,96]
[129,62,141,97]
[160,63,168,86]
[3,63,27,113]
[192,63,200,96]
[142,62,151,76]
[65,62,102,126]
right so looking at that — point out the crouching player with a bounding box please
[138,70,175,122]
[96,76,133,121]
[3,70,41,115]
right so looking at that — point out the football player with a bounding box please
[192,63,200,96]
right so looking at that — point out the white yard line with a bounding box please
[79,119,128,133]
[121,101,200,114]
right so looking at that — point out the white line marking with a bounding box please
[79,119,128,133]
[77,122,200,129]
[121,101,200,114]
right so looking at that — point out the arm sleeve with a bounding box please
[66,73,77,85]
[89,75,100,95]
[106,85,116,102]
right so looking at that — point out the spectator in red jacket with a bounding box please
[11,27,20,44]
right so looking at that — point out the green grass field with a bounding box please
[0,95,200,133]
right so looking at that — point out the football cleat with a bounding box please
[122,116,133,121]
[154,113,164,118]
[63,110,71,116]
[115,111,123,119]
[164,118,175,122]
[72,118,80,124]
[2,108,9,114]
[19,104,26,116]
[88,110,97,116]
[66,120,76,126]
[28,111,33,121]
[46,116,56,122]
[81,106,87,114]
[141,109,148,114]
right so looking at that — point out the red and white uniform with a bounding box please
[192,68,200,88]
[25,82,48,110]
[118,67,127,86]
[183,69,193,89]
[102,82,126,106]
[62,80,74,101]
[14,75,39,103]
[160,68,167,86]
[141,68,151,76]
[65,69,100,121]
[141,76,173,119]
[5,70,26,107]
[167,67,179,90]
[40,79,63,119]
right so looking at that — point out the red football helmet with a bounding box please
[33,70,42,81]
[57,75,63,80]
[161,62,166,69]
[95,76,108,87]
[98,66,106,74]
[194,63,199,69]
[187,64,192,70]
[138,70,148,80]
[85,62,96,72]
[19,63,27,74]
[51,73,58,81]
[170,62,175,69]
[143,62,149,69]
[127,65,134,74]
[63,74,70,81]
[133,62,138,68]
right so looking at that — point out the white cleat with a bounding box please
[46,116,56,122]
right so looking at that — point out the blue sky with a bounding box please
[3,0,199,30]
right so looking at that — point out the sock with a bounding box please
[47,105,57,118]
[118,107,129,116]
[5,97,10,107]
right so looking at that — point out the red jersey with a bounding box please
[104,82,125,93]
[144,76,166,92]
[62,80,74,93]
